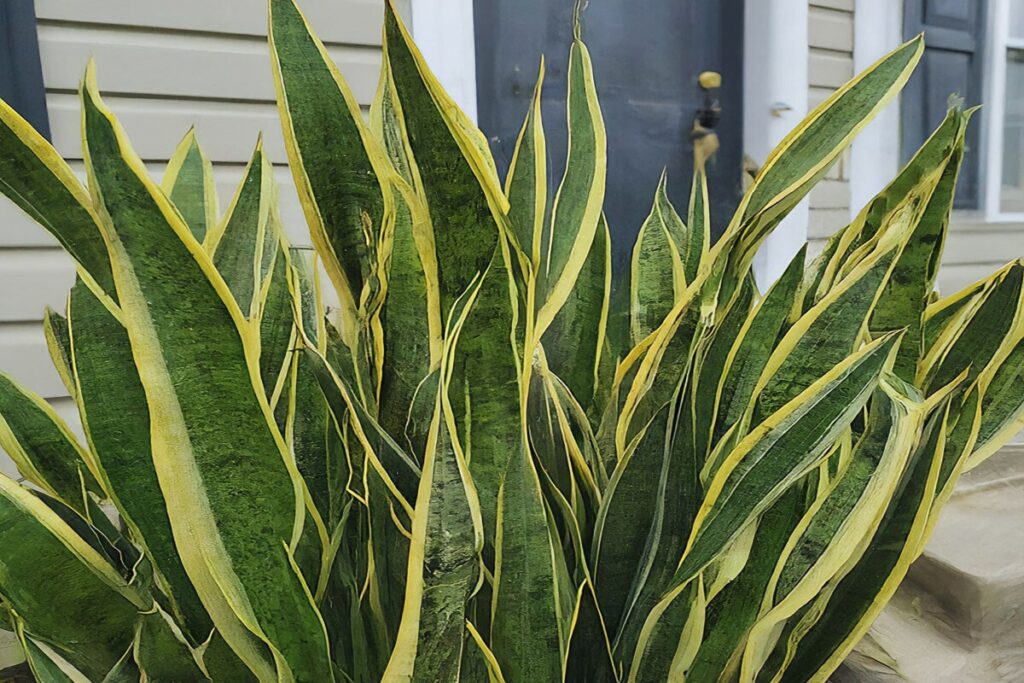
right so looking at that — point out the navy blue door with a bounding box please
[474,0,745,270]
[902,0,986,208]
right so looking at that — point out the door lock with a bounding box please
[697,70,722,129]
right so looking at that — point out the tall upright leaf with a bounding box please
[68,280,212,643]
[82,65,331,680]
[269,0,389,336]
[161,128,218,243]
[382,293,483,682]
[208,139,278,319]
[382,1,506,316]
[535,22,607,338]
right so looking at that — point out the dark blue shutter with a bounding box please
[0,0,49,140]
[902,0,986,208]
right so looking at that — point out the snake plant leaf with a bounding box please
[269,0,388,331]
[134,608,210,683]
[380,182,439,449]
[15,621,93,683]
[687,489,804,683]
[82,66,331,680]
[592,405,672,635]
[778,402,949,683]
[923,260,1024,393]
[207,138,278,318]
[625,576,705,683]
[731,37,923,259]
[564,580,616,683]
[611,385,707,670]
[867,110,970,379]
[0,371,100,514]
[544,213,611,414]
[802,228,847,310]
[258,243,297,402]
[691,279,755,467]
[753,235,903,420]
[382,2,505,316]
[685,156,710,282]
[711,247,804,452]
[278,351,334,527]
[933,386,980,504]
[371,64,415,187]
[0,474,146,680]
[629,340,898,676]
[382,308,483,683]
[28,485,140,581]
[971,335,1024,466]
[161,128,218,243]
[809,108,963,307]
[670,332,900,593]
[740,376,928,679]
[921,274,989,352]
[448,247,521,548]
[68,280,212,642]
[301,341,421,513]
[505,59,547,265]
[0,98,116,307]
[2,3,1018,680]
[43,306,76,399]
[615,288,746,653]
[630,174,688,344]
[491,438,566,683]
[464,621,507,683]
[536,29,607,338]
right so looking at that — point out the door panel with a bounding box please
[474,0,744,269]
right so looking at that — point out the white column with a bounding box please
[409,0,479,123]
[745,0,810,289]
[849,0,903,217]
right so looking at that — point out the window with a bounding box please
[997,1,1024,213]
[984,0,1024,219]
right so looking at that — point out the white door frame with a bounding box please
[849,0,903,217]
[408,0,479,124]
[745,0,811,287]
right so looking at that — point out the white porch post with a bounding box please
[409,0,479,123]
[850,0,903,217]
[745,0,810,289]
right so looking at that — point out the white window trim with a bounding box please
[409,0,478,124]
[982,0,1024,222]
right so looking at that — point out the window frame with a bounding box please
[981,0,1024,222]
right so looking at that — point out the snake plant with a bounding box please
[0,1,1019,681]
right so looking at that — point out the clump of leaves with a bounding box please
[0,1,1019,681]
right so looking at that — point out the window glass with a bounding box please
[1011,0,1024,39]
[1002,48,1024,212]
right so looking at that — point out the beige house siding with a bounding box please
[0,1,389,445]
[807,0,854,255]
[940,218,1024,294]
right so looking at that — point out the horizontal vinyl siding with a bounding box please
[939,218,1024,295]
[807,0,854,258]
[0,3,385,405]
